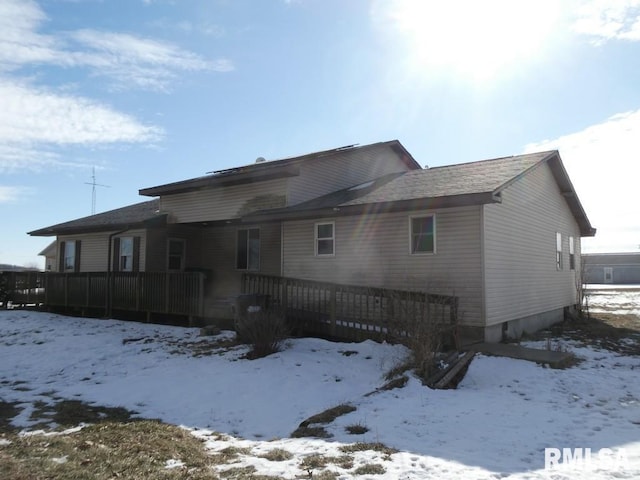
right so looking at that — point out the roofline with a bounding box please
[243,192,499,223]
[491,150,596,237]
[28,213,167,237]
[139,140,420,197]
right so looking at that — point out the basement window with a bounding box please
[410,215,435,254]
[315,222,335,256]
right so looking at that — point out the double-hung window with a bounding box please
[60,240,80,272]
[118,237,134,272]
[237,228,260,270]
[315,222,335,256]
[410,215,435,254]
[112,236,139,272]
[556,232,563,270]
[569,236,575,270]
[168,239,186,271]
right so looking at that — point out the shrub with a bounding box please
[235,307,289,359]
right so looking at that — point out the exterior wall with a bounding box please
[57,230,148,272]
[583,254,640,284]
[145,225,204,272]
[199,222,282,318]
[282,206,484,326]
[159,178,287,223]
[287,146,412,205]
[483,161,582,333]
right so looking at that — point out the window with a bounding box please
[315,222,335,256]
[237,228,260,270]
[112,236,139,272]
[60,240,80,272]
[119,237,134,271]
[410,215,435,254]
[168,239,186,271]
[569,236,575,270]
[556,232,563,270]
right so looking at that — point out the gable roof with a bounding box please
[245,150,596,237]
[138,140,420,197]
[28,199,164,236]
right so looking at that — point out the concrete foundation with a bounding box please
[483,307,567,343]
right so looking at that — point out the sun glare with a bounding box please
[382,0,560,81]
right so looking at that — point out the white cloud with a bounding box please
[0,79,163,171]
[0,186,34,203]
[525,110,640,252]
[0,0,232,91]
[572,0,640,43]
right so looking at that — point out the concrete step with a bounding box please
[468,342,575,368]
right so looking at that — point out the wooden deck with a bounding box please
[2,271,205,320]
[242,273,459,344]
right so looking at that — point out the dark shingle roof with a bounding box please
[245,151,596,237]
[138,140,420,197]
[29,199,164,236]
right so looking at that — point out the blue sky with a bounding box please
[1,0,640,268]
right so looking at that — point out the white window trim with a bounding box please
[569,236,575,271]
[409,214,436,255]
[63,240,76,271]
[167,238,186,271]
[119,236,134,272]
[315,221,335,257]
[556,232,563,271]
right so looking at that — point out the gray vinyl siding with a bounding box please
[287,146,412,205]
[159,178,287,223]
[483,162,582,326]
[199,223,282,310]
[282,206,483,326]
[57,230,148,272]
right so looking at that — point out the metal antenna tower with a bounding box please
[85,167,110,214]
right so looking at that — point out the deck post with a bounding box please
[329,284,337,337]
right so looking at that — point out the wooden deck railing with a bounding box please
[241,273,458,344]
[1,271,205,318]
[0,271,46,306]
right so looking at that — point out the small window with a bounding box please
[410,215,435,254]
[119,237,134,272]
[315,222,335,256]
[62,241,77,271]
[237,228,260,270]
[168,239,186,271]
[556,232,563,270]
[569,236,575,270]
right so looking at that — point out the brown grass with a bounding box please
[0,421,219,480]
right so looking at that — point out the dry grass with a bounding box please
[0,421,220,480]
[543,313,640,356]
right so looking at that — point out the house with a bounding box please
[28,140,595,342]
[582,253,640,284]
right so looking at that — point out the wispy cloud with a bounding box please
[0,80,163,171]
[0,0,232,91]
[572,0,640,44]
[0,0,224,172]
[0,186,34,204]
[525,110,640,252]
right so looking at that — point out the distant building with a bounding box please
[583,253,640,284]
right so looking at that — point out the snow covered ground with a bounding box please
[1,308,640,479]
[586,285,640,317]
